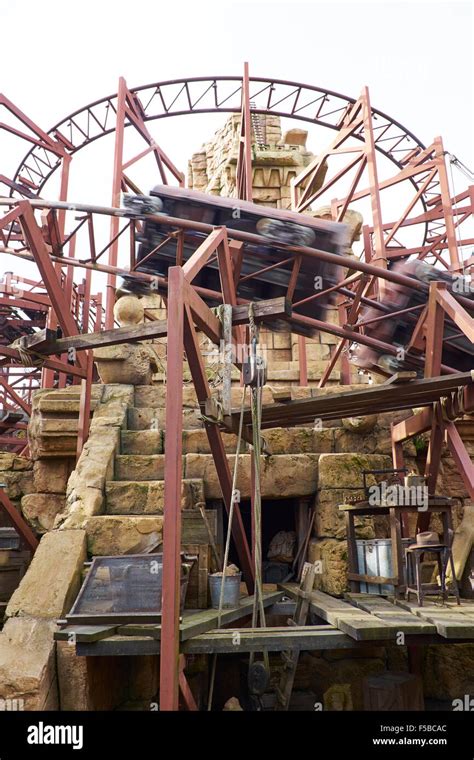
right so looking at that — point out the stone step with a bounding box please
[184,452,319,500]
[133,385,274,409]
[118,425,411,459]
[114,454,166,481]
[178,427,336,455]
[84,515,164,556]
[127,407,202,431]
[180,429,240,454]
[84,511,213,556]
[134,385,198,409]
[113,452,319,499]
[105,478,205,514]
[120,430,163,455]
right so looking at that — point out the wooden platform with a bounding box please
[280,585,474,641]
[55,586,474,657]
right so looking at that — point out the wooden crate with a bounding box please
[182,510,217,545]
[183,544,210,610]
[363,672,424,711]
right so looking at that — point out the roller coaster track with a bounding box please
[12,75,429,216]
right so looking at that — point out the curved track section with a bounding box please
[12,75,426,197]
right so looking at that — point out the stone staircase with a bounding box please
[104,385,206,518]
[102,384,336,517]
[98,382,420,522]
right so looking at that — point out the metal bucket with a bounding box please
[208,573,242,609]
[356,538,413,594]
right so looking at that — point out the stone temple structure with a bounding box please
[0,114,472,711]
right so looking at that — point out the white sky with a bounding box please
[0,0,472,283]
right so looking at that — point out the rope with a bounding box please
[207,385,248,711]
[11,339,44,367]
[248,303,270,673]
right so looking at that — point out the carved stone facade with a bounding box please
[188,114,320,209]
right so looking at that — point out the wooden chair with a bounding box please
[406,530,461,606]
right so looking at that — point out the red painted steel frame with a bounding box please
[160,266,184,711]
[390,280,474,534]
[0,488,38,552]
[0,70,472,711]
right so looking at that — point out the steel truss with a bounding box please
[0,64,473,709]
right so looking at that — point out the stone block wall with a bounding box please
[188,113,317,207]
[0,529,86,709]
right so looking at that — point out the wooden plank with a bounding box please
[396,597,464,615]
[114,591,284,642]
[420,615,474,639]
[231,297,291,325]
[371,612,437,634]
[75,626,353,657]
[182,626,354,654]
[279,584,395,641]
[19,297,291,356]
[54,625,117,643]
[395,599,474,638]
[182,510,216,545]
[77,636,161,657]
[345,593,437,634]
[233,372,474,428]
[345,593,396,611]
[179,590,284,641]
[117,624,161,639]
[336,617,395,641]
[183,543,209,609]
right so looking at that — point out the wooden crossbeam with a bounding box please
[230,372,473,430]
[14,296,291,356]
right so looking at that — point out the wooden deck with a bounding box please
[54,586,474,657]
[281,585,474,641]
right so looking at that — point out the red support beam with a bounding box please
[434,136,461,271]
[183,300,254,592]
[0,376,31,416]
[0,488,38,553]
[446,423,474,501]
[235,62,253,202]
[17,201,86,371]
[425,281,446,379]
[160,266,185,711]
[178,655,198,711]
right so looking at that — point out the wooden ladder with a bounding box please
[274,562,317,711]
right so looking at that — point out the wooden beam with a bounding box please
[182,626,353,653]
[279,585,396,641]
[437,281,474,343]
[15,295,291,356]
[392,408,433,443]
[232,373,473,430]
[182,228,225,283]
[425,282,446,378]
